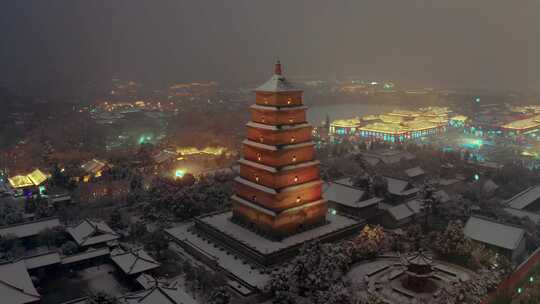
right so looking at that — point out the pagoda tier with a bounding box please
[232,61,327,239]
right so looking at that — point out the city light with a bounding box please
[175,169,185,178]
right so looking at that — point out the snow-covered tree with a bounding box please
[266,241,352,303]
[208,286,231,304]
[86,292,120,304]
[350,225,386,259]
[433,220,472,258]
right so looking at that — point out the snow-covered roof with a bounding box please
[385,176,418,196]
[61,247,110,265]
[67,219,119,246]
[404,166,425,178]
[172,211,358,255]
[437,178,460,186]
[111,249,160,275]
[24,251,61,270]
[363,157,381,167]
[356,197,384,208]
[503,208,540,225]
[482,179,499,193]
[464,216,525,251]
[254,74,301,93]
[152,150,177,164]
[122,286,197,304]
[387,203,415,221]
[361,149,415,165]
[387,200,423,221]
[505,185,540,210]
[81,159,107,174]
[136,273,160,290]
[0,217,61,239]
[323,182,365,207]
[0,261,40,304]
[334,177,354,187]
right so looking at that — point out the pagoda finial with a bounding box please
[274,60,282,76]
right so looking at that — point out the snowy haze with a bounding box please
[1,0,540,94]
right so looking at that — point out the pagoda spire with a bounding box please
[274,60,282,76]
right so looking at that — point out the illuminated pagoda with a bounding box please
[165,62,361,297]
[232,61,327,239]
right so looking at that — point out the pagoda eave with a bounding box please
[234,176,323,195]
[242,139,315,151]
[238,158,320,173]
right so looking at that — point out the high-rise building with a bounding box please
[231,61,327,239]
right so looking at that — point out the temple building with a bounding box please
[329,107,452,142]
[232,61,327,239]
[166,62,362,298]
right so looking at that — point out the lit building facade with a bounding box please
[232,61,327,239]
[329,118,362,135]
[329,107,451,143]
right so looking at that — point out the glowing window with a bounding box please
[296,196,301,203]
[259,137,264,143]
[289,118,294,123]
[292,155,297,162]
[257,153,262,161]
[287,98,292,105]
[264,98,268,104]
[255,175,260,182]
[291,136,296,143]
[294,176,299,182]
[261,117,266,123]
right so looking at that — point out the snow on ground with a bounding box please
[167,223,270,289]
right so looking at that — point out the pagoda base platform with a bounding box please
[174,210,363,267]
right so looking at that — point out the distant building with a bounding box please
[67,219,119,248]
[329,118,361,136]
[79,159,109,182]
[111,248,160,276]
[0,217,62,241]
[323,182,382,219]
[0,260,40,304]
[381,199,423,228]
[404,166,426,181]
[464,216,527,262]
[505,185,540,212]
[8,169,48,194]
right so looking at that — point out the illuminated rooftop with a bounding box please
[360,120,443,134]
[501,115,540,130]
[8,169,48,189]
[450,115,468,122]
[330,118,362,128]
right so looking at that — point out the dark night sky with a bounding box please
[1,0,540,94]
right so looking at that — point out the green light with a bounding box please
[38,185,46,195]
[474,174,480,181]
[475,97,481,103]
[518,287,523,294]
[175,170,185,178]
[530,276,534,283]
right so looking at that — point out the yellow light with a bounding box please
[175,169,185,178]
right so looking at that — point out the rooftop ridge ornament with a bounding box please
[274,60,282,76]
